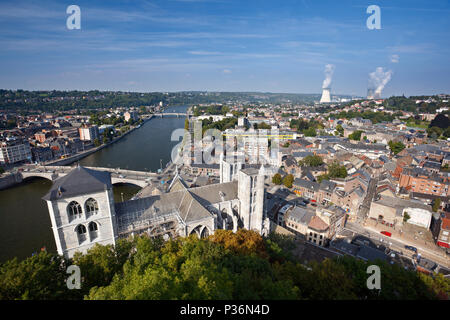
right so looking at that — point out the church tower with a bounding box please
[237,165,265,235]
[220,153,243,183]
[42,166,118,259]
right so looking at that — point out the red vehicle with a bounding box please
[381,231,392,237]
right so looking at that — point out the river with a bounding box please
[0,105,188,262]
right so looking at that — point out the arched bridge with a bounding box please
[19,165,158,188]
[152,113,189,118]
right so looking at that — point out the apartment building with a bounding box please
[399,167,449,197]
[78,125,99,142]
[0,137,32,164]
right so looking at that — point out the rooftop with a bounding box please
[42,166,112,201]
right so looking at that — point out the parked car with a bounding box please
[404,245,418,253]
[380,231,392,237]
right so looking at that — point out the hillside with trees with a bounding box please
[0,230,448,300]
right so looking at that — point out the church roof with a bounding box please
[115,181,239,225]
[189,181,238,207]
[167,171,189,192]
[42,166,112,201]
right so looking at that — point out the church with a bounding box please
[42,157,270,259]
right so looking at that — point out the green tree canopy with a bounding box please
[429,114,450,129]
[272,173,282,185]
[348,130,364,141]
[432,198,441,212]
[0,230,448,300]
[299,155,324,167]
[327,162,348,179]
[388,140,406,155]
[282,174,295,188]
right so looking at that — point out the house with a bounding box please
[368,195,433,229]
[293,178,320,202]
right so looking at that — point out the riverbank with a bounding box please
[45,114,155,166]
[0,106,189,262]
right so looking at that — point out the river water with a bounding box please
[0,106,188,262]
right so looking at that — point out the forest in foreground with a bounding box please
[0,230,448,300]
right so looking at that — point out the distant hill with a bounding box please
[0,89,354,112]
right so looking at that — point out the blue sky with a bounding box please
[0,0,449,97]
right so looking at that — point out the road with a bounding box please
[343,221,450,269]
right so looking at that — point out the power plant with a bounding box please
[320,87,331,103]
[319,64,335,103]
[366,88,381,100]
[367,67,392,100]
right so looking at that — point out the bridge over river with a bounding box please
[17,163,177,188]
[152,112,189,118]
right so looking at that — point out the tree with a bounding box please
[272,173,282,185]
[427,126,443,139]
[1,230,448,300]
[388,140,406,155]
[303,127,317,137]
[403,212,411,223]
[0,251,75,300]
[429,114,450,129]
[299,155,324,167]
[0,167,4,174]
[256,122,271,130]
[184,118,189,131]
[282,174,294,188]
[335,124,344,136]
[432,198,441,212]
[348,130,364,141]
[93,138,101,147]
[327,162,348,179]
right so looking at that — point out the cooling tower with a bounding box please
[367,88,380,100]
[320,88,331,103]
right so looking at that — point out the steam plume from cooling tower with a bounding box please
[367,67,393,99]
[322,64,335,89]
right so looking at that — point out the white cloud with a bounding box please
[390,54,400,63]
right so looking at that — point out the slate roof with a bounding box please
[286,206,314,226]
[356,245,388,262]
[42,166,112,201]
[319,180,337,192]
[293,178,320,191]
[114,180,239,225]
[292,151,313,159]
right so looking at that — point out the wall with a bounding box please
[0,173,22,190]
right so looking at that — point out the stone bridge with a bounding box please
[19,165,158,188]
[153,113,189,118]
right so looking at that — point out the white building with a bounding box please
[78,125,99,142]
[0,137,32,164]
[403,207,433,229]
[43,162,270,259]
[124,111,138,122]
